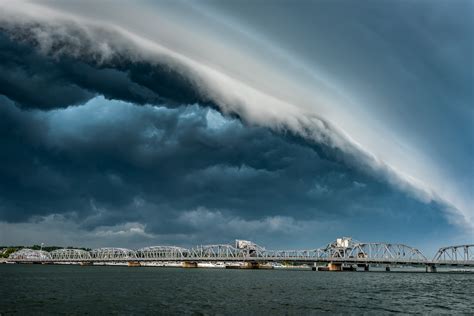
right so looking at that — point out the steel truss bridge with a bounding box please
[8,238,474,268]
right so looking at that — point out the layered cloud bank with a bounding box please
[0,96,457,250]
[0,1,472,249]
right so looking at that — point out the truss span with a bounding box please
[137,246,189,259]
[90,248,137,260]
[189,244,243,259]
[50,249,91,260]
[433,244,474,265]
[323,242,427,263]
[8,248,51,261]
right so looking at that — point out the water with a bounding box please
[1,265,473,315]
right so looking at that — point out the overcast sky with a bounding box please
[0,0,472,255]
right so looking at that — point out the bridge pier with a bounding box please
[426,265,437,273]
[244,262,259,269]
[182,262,198,268]
[385,266,391,272]
[241,262,273,269]
[328,263,342,271]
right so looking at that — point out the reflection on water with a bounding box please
[0,265,473,314]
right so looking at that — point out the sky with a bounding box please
[0,0,472,256]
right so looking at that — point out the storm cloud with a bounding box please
[0,95,457,250]
[0,1,472,252]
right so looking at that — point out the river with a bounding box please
[0,265,472,314]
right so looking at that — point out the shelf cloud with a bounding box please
[0,1,472,250]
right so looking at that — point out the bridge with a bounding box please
[7,237,474,271]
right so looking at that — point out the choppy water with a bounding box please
[0,265,473,315]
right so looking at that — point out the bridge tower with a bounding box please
[327,237,353,271]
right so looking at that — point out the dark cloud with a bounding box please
[0,31,208,110]
[0,95,451,248]
[0,23,463,250]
